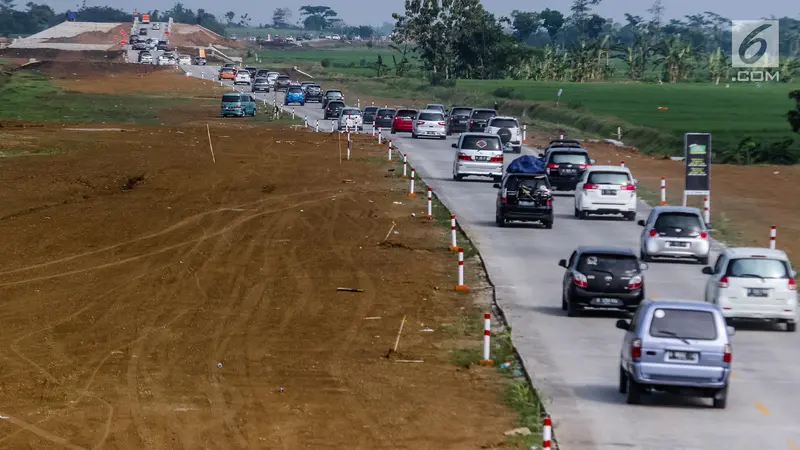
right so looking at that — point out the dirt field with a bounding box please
[0,65,524,449]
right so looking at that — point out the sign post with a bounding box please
[682,133,711,223]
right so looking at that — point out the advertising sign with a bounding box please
[684,133,711,195]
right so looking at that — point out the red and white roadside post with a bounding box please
[402,154,408,178]
[620,160,626,168]
[346,134,351,160]
[407,167,416,197]
[315,119,319,132]
[660,177,667,205]
[703,196,711,226]
[372,124,376,137]
[455,247,468,291]
[543,415,553,449]
[479,312,492,365]
[770,225,777,249]
[449,215,458,251]
[331,120,336,132]
[522,124,527,143]
[426,187,433,219]
[387,140,393,162]
[378,129,383,145]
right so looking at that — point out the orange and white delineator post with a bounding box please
[770,225,777,250]
[378,129,383,145]
[522,124,527,143]
[402,153,408,178]
[620,160,626,167]
[479,312,492,365]
[426,187,433,219]
[543,415,553,449]
[407,167,416,197]
[449,215,458,251]
[704,196,711,226]
[660,177,667,205]
[455,247,468,291]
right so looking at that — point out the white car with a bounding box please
[338,107,363,130]
[411,109,446,139]
[152,23,160,30]
[486,116,522,153]
[702,247,797,331]
[178,55,191,65]
[139,53,153,64]
[233,70,251,85]
[574,166,637,220]
[156,54,169,65]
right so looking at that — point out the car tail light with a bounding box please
[417,121,424,125]
[546,163,559,169]
[789,277,797,290]
[578,164,588,169]
[501,188,507,203]
[628,275,643,289]
[583,183,598,190]
[631,338,642,359]
[470,120,474,125]
[620,184,636,191]
[438,122,446,125]
[457,152,472,161]
[573,272,588,288]
[489,154,503,162]
[233,105,241,108]
[649,229,657,237]
[700,231,708,239]
[723,344,732,363]
[718,275,729,288]
[547,199,553,206]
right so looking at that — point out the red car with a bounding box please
[391,109,418,134]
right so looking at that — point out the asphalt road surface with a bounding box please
[125,22,167,65]
[186,65,800,450]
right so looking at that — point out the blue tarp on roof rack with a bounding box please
[506,155,546,174]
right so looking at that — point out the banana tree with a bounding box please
[707,47,729,85]
[653,35,694,83]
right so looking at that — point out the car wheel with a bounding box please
[787,322,797,332]
[626,212,636,221]
[252,108,257,116]
[440,135,446,140]
[712,385,728,409]
[626,376,644,404]
[578,210,588,220]
[495,214,505,227]
[391,128,397,134]
[543,220,553,229]
[514,147,521,154]
[561,289,568,311]
[640,250,652,263]
[698,256,709,265]
[574,206,579,218]
[566,292,581,317]
[619,367,628,393]
[453,173,463,181]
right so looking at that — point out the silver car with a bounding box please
[616,298,734,408]
[638,206,710,264]
[412,109,446,139]
[338,108,363,130]
[425,103,445,113]
[452,133,503,181]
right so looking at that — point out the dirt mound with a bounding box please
[30,60,171,79]
[45,24,128,45]
[0,48,124,62]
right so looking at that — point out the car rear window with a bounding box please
[288,88,302,93]
[461,136,501,150]
[550,152,589,164]
[426,104,444,110]
[654,212,703,232]
[450,108,472,116]
[396,109,417,118]
[364,107,379,113]
[472,110,496,119]
[327,101,344,108]
[587,171,631,185]
[377,109,395,116]
[222,94,241,102]
[254,78,267,82]
[490,119,518,128]
[725,258,789,279]
[419,112,444,121]
[577,254,639,275]
[342,109,361,115]
[649,309,717,340]
[506,176,550,191]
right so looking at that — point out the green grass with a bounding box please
[250,47,404,77]
[0,71,193,124]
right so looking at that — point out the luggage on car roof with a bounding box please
[506,155,546,174]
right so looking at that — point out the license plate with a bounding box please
[602,190,616,195]
[747,288,770,297]
[666,351,698,362]
[519,201,534,206]
[561,169,576,174]
[474,156,488,161]
[591,298,622,306]
[668,241,689,247]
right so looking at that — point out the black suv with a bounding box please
[275,75,291,92]
[494,173,553,228]
[468,108,497,132]
[542,148,594,191]
[156,40,168,51]
[362,106,380,124]
[324,100,345,119]
[322,90,344,108]
[447,106,473,134]
[374,108,396,128]
[305,84,323,102]
[256,69,270,78]
[244,66,258,78]
[558,246,647,317]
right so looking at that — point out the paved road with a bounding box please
[125,22,168,65]
[186,65,800,450]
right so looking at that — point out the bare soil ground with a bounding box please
[0,65,522,449]
[0,49,126,63]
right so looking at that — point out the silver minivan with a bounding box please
[412,109,446,139]
[638,206,710,264]
[616,298,734,408]
[452,133,503,181]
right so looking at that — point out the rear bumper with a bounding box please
[549,175,582,190]
[572,287,643,308]
[645,238,710,258]
[374,119,393,128]
[468,124,488,132]
[718,305,796,321]
[499,207,553,221]
[629,362,729,389]
[582,196,637,213]
[306,95,322,102]
[455,162,502,177]
[413,128,446,137]
[393,125,413,132]
[449,122,469,132]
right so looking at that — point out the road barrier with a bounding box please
[455,247,467,291]
[660,177,667,205]
[304,114,308,128]
[449,215,458,251]
[407,167,416,197]
[703,196,711,226]
[402,153,408,178]
[522,124,527,143]
[770,225,777,249]
[315,120,319,132]
[479,312,492,364]
[543,415,552,449]
[346,135,351,160]
[387,141,392,162]
[331,120,335,132]
[427,187,433,219]
[378,129,383,145]
[620,160,626,167]
[291,107,295,119]
[372,125,376,137]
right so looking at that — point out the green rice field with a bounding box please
[252,47,403,77]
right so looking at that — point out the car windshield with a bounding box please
[649,309,717,340]
[506,176,549,191]
[654,212,703,233]
[288,88,302,93]
[396,110,417,118]
[419,112,444,121]
[490,119,518,128]
[221,94,240,102]
[327,102,344,109]
[461,136,501,150]
[450,108,472,116]
[472,110,496,119]
[551,152,589,164]
[725,258,789,279]
[342,109,360,115]
[326,91,342,97]
[577,254,639,275]
[587,171,631,185]
[377,109,395,116]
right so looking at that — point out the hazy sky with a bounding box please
[44,0,797,26]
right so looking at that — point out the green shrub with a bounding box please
[320,58,330,68]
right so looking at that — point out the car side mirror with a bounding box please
[705,224,712,230]
[616,319,630,330]
[451,143,457,148]
[590,159,596,164]
[702,267,714,275]
[493,183,501,188]
[639,262,649,271]
[637,220,646,226]
[726,326,736,336]
[558,259,567,268]
[632,178,639,185]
